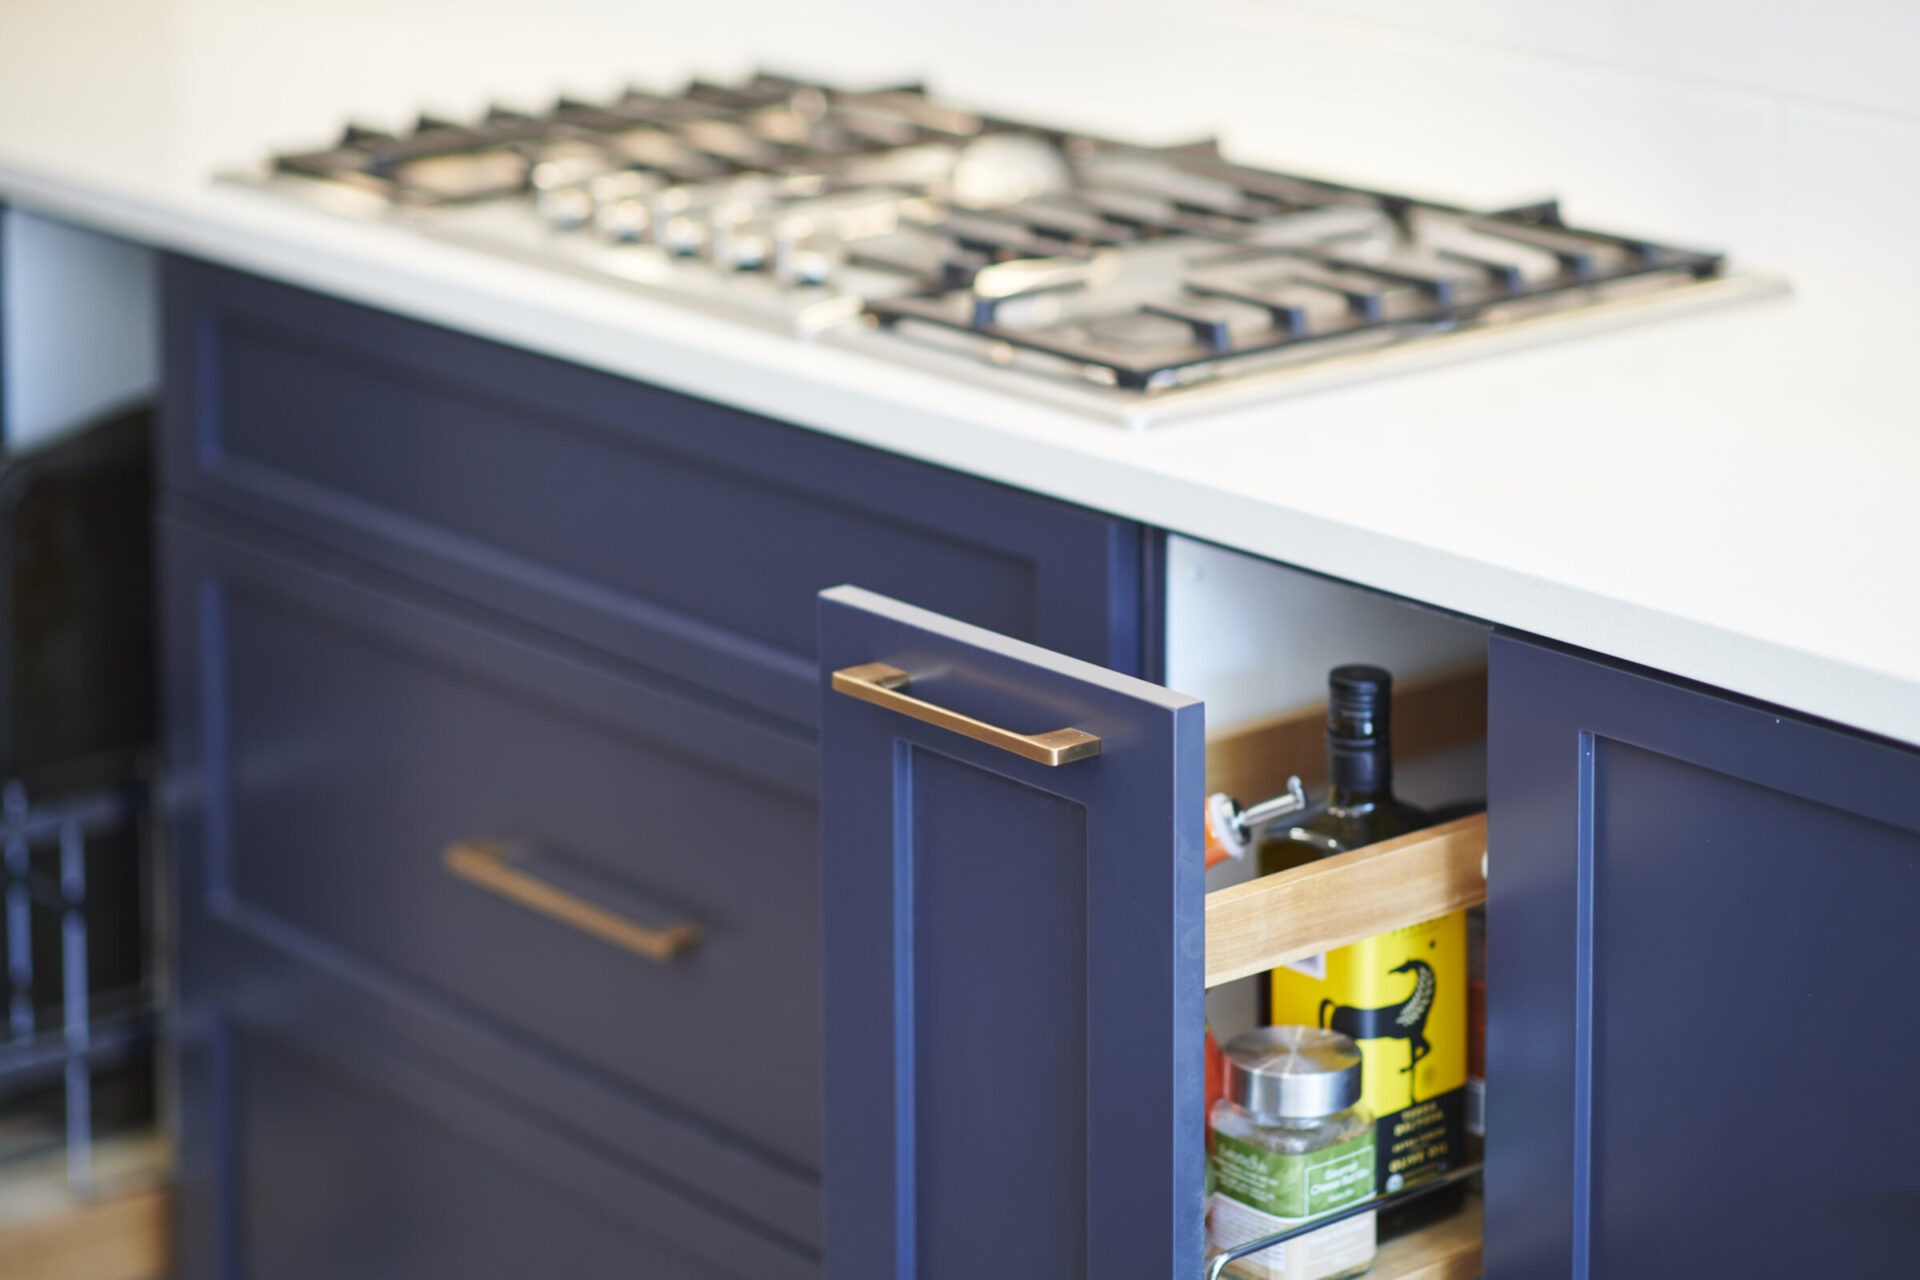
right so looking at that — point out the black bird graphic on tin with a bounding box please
[1318,959,1436,1101]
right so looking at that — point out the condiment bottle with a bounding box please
[1208,1027,1377,1280]
[1258,665,1469,1195]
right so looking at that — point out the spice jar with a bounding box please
[1208,1026,1377,1280]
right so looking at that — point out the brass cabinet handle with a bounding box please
[443,839,701,962]
[831,661,1102,766]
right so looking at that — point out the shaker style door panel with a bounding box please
[169,925,817,1280]
[818,586,1205,1280]
[161,513,827,1171]
[1486,632,1920,1280]
[160,257,1151,728]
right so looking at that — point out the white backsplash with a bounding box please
[1,210,157,449]
[431,0,1919,284]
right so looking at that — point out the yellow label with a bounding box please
[1267,913,1468,1116]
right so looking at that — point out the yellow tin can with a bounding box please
[1267,911,1468,1192]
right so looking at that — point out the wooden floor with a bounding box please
[0,1130,171,1280]
[1373,1193,1483,1280]
[1210,1192,1483,1280]
[0,1127,1475,1280]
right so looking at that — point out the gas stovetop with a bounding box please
[235,73,1778,427]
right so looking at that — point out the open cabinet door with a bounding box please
[819,585,1206,1280]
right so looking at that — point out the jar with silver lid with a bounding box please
[1208,1026,1377,1280]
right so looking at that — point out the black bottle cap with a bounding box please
[1326,664,1392,795]
[1327,664,1391,741]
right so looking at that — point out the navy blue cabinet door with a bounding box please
[818,587,1205,1280]
[1487,633,1920,1279]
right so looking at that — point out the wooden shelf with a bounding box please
[1204,813,1487,989]
[1374,1193,1483,1280]
[0,1130,171,1280]
[1209,1193,1482,1280]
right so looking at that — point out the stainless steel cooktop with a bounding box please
[233,73,1779,428]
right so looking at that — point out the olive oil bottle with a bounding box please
[1258,665,1468,1196]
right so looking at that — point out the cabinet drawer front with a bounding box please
[173,932,815,1280]
[161,258,1147,727]
[239,1031,728,1280]
[818,587,1206,1280]
[166,515,823,1171]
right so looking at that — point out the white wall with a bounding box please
[1166,536,1485,730]
[417,0,1917,285]
[2,209,158,450]
[170,0,1912,281]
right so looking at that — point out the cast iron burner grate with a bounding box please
[867,194,1723,390]
[243,73,1751,411]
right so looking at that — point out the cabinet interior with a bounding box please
[1166,537,1489,1029]
[1166,536,1489,1278]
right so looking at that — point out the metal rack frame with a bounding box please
[0,777,151,1196]
[1205,1162,1483,1280]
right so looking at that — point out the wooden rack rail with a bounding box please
[1204,811,1487,988]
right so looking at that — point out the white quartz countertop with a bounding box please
[4,0,1917,745]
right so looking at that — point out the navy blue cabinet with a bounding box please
[1487,632,1920,1279]
[164,515,824,1160]
[809,613,1920,1280]
[171,917,819,1280]
[817,587,1206,1280]
[161,257,1156,729]
[159,258,1158,1278]
[164,515,825,1278]
[157,253,1920,1280]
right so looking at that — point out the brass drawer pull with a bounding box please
[443,839,701,962]
[831,661,1102,766]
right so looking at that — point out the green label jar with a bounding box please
[1208,1026,1377,1280]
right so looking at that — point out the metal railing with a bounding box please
[0,777,151,1196]
[1205,1162,1483,1280]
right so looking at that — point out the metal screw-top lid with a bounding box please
[1222,1026,1364,1120]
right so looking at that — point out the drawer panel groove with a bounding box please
[163,257,1145,725]
[178,935,817,1278]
